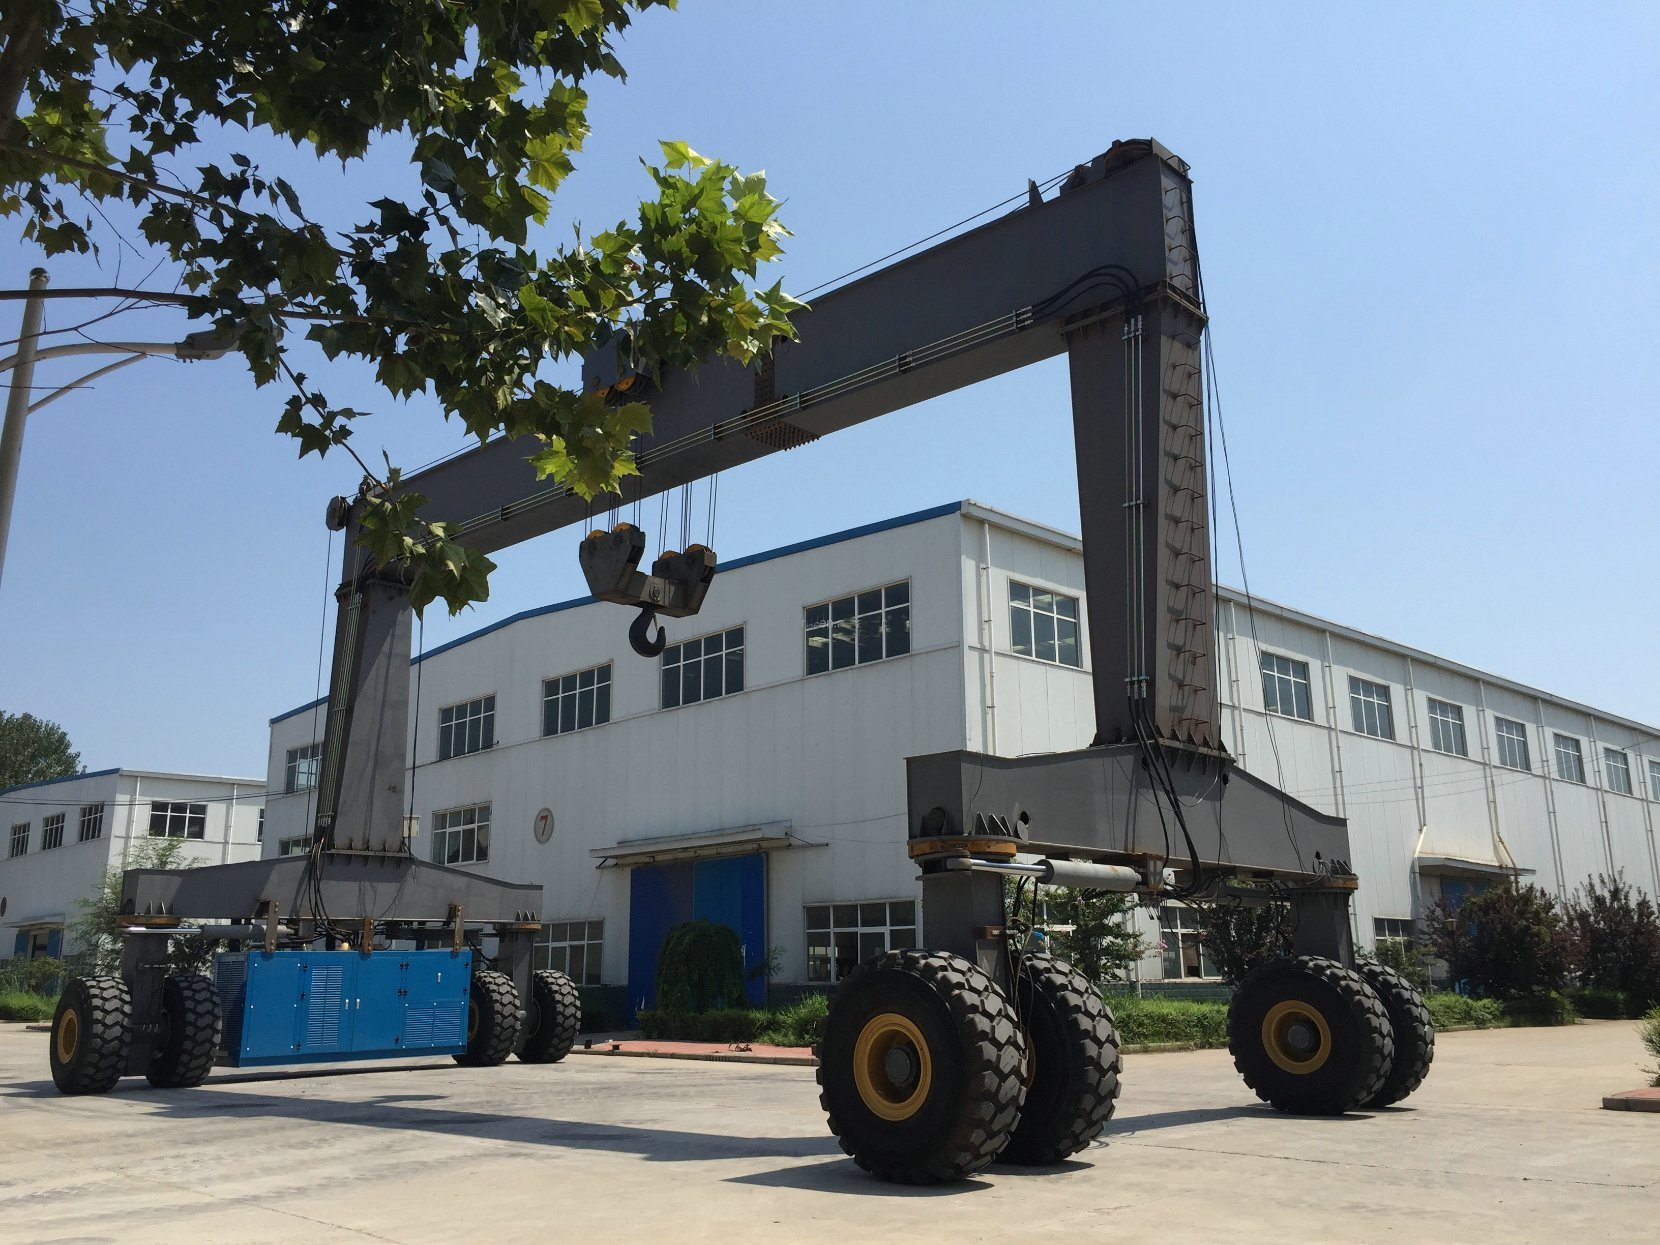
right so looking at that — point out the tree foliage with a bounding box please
[0,1,803,613]
[1423,882,1574,1000]
[68,836,216,975]
[654,918,746,1013]
[0,709,80,789]
[1192,897,1292,986]
[1004,879,1146,985]
[1565,872,1660,1009]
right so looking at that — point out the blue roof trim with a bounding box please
[0,766,121,798]
[269,500,965,726]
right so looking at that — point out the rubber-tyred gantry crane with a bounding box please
[50,139,1434,1182]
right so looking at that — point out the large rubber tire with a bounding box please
[146,973,223,1089]
[1000,953,1122,1165]
[454,969,522,1066]
[817,949,1026,1184]
[50,976,132,1095]
[1229,955,1394,1115]
[517,969,581,1064]
[1355,961,1434,1107]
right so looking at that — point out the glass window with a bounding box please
[437,695,496,761]
[1427,698,1467,757]
[40,813,65,851]
[78,804,104,842]
[534,919,604,985]
[1603,747,1632,795]
[1259,652,1313,721]
[661,627,744,709]
[1650,758,1660,802]
[278,835,311,857]
[285,742,322,793]
[1553,734,1585,784]
[1009,581,1082,667]
[149,801,207,839]
[543,663,612,737]
[8,822,28,858]
[1158,905,1218,979]
[1374,917,1414,948]
[1349,676,1395,740]
[1495,718,1530,771]
[804,900,919,984]
[430,803,491,865]
[806,581,911,675]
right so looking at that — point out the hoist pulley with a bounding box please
[578,522,717,657]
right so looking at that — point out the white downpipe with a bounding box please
[980,520,998,755]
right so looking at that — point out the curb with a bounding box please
[1601,1088,1660,1113]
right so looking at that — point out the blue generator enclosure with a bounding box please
[214,949,472,1067]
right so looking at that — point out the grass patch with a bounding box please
[0,990,57,1023]
[1106,995,1228,1047]
[637,993,829,1047]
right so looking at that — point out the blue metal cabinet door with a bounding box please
[293,953,354,1057]
[239,953,308,1063]
[350,953,407,1054]
[401,951,471,1053]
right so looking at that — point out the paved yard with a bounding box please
[0,1020,1653,1243]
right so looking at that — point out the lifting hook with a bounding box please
[629,604,667,658]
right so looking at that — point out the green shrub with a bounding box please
[1500,992,1576,1027]
[1365,938,1431,991]
[1569,986,1641,1020]
[1423,882,1574,1000]
[1423,992,1504,1029]
[636,1008,768,1043]
[755,992,829,1047]
[1108,995,1229,1047]
[1566,873,1660,1010]
[1192,899,1292,985]
[0,956,67,996]
[655,920,747,1013]
[0,990,57,1022]
[1640,1007,1660,1086]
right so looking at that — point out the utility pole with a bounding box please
[0,267,47,589]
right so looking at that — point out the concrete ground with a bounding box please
[0,1020,1653,1244]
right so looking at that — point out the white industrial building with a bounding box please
[0,768,265,963]
[260,501,1660,1006]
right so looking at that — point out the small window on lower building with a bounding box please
[1374,917,1414,948]
[534,920,604,986]
[1552,734,1585,784]
[431,803,490,865]
[1159,905,1218,979]
[804,899,918,984]
[149,801,207,839]
[805,581,911,675]
[78,804,104,842]
[40,812,65,851]
[278,835,311,857]
[1603,747,1632,795]
[8,822,28,858]
[1009,581,1082,667]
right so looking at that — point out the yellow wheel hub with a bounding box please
[56,1007,79,1064]
[853,1012,933,1121]
[1262,999,1332,1075]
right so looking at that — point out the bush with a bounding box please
[1500,991,1577,1027]
[756,992,828,1048]
[1423,992,1504,1030]
[655,920,747,1014]
[1565,872,1660,1010]
[637,1007,767,1043]
[1364,938,1430,992]
[1191,899,1292,985]
[1569,986,1643,1020]
[1107,995,1229,1047]
[0,990,57,1022]
[1423,882,1574,1001]
[0,956,66,997]
[1641,1007,1660,1086]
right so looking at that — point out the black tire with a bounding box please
[454,969,522,1066]
[1228,955,1394,1115]
[146,973,223,1089]
[50,976,132,1095]
[1000,953,1122,1165]
[1355,961,1434,1107]
[517,969,581,1064]
[817,949,1026,1184]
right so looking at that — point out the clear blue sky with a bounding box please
[2,1,1657,777]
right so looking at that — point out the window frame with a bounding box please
[284,741,323,793]
[1426,698,1468,757]
[430,802,491,866]
[534,919,605,986]
[1007,579,1083,668]
[1650,757,1660,802]
[804,899,919,985]
[8,822,28,858]
[277,835,311,857]
[542,662,612,738]
[437,694,496,762]
[1159,904,1220,980]
[1374,916,1414,948]
[805,580,912,676]
[40,812,65,851]
[1259,651,1314,721]
[660,626,746,710]
[1494,717,1531,771]
[1348,675,1396,741]
[148,801,207,839]
[77,803,104,842]
[1552,733,1586,784]
[1603,747,1633,795]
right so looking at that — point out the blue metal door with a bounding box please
[692,855,768,1006]
[627,853,767,1013]
[628,861,694,1013]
